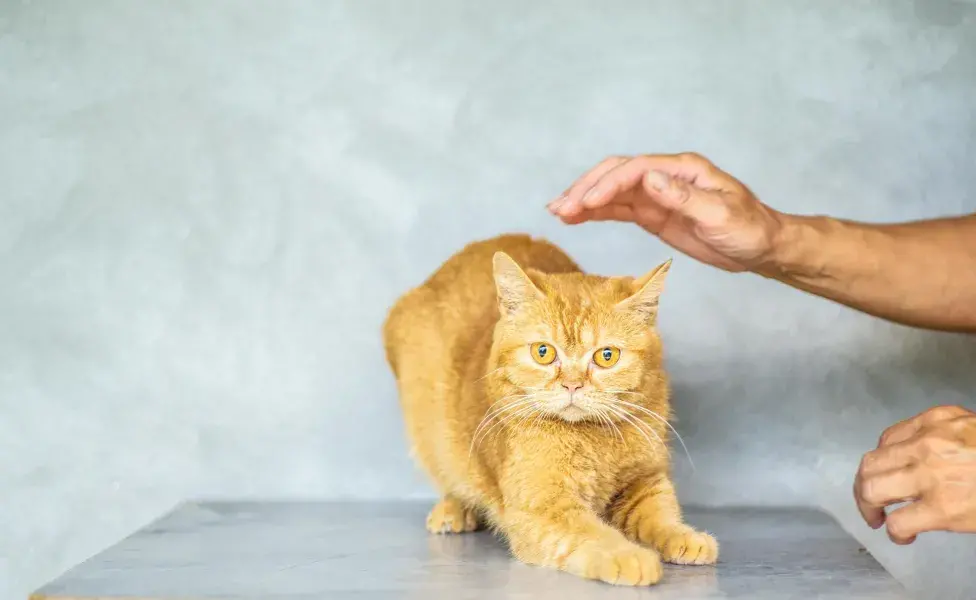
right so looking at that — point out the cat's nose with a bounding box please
[561,382,582,393]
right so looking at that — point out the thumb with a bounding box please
[643,170,730,227]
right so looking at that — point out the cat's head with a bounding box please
[488,251,671,424]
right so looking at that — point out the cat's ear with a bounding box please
[493,252,543,315]
[616,258,672,321]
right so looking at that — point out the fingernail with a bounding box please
[556,199,577,214]
[646,170,669,191]
[547,196,565,211]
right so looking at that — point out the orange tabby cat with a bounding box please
[383,234,717,586]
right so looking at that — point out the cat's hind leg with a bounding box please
[426,495,482,534]
[608,476,718,566]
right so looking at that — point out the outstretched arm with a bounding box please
[764,212,976,332]
[549,153,976,333]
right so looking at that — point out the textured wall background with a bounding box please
[2,1,975,598]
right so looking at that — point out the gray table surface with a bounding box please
[32,501,910,600]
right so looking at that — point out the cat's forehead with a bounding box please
[545,304,601,349]
[532,273,633,349]
[538,272,632,306]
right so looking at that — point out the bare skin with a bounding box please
[854,405,976,544]
[548,151,976,543]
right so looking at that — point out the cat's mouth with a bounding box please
[556,404,589,422]
[548,396,590,422]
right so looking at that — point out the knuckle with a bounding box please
[878,427,897,446]
[947,415,972,433]
[917,435,939,454]
[671,180,692,201]
[858,451,877,473]
[919,434,952,454]
[678,151,707,164]
[929,405,967,420]
[859,478,881,504]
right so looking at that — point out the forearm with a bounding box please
[758,212,976,333]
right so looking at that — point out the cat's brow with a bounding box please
[552,302,598,351]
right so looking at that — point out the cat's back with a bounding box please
[383,234,579,374]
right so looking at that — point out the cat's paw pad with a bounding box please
[566,542,662,586]
[655,528,718,565]
[426,498,480,534]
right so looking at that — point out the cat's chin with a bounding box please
[553,405,590,423]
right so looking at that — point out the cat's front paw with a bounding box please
[426,497,481,534]
[565,541,662,586]
[652,526,718,565]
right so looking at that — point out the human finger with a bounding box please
[854,466,922,529]
[877,417,921,448]
[549,156,628,213]
[554,152,726,215]
[858,441,918,478]
[854,439,923,529]
[557,204,636,225]
[558,157,730,231]
[884,500,946,544]
[879,405,972,447]
[857,467,923,512]
[617,152,721,186]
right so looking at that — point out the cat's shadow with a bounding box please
[420,531,719,598]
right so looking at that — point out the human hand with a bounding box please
[548,153,786,272]
[854,405,976,544]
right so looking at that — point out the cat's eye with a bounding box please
[593,346,621,368]
[530,342,556,365]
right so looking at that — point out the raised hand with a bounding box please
[548,153,786,273]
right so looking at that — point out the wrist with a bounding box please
[756,213,833,282]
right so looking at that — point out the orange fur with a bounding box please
[383,234,717,586]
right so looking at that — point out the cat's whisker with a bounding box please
[470,397,540,451]
[604,405,661,456]
[520,403,555,433]
[605,401,670,454]
[483,394,540,414]
[512,406,545,434]
[476,401,538,439]
[488,392,539,404]
[473,403,540,452]
[593,411,609,437]
[603,404,667,457]
[606,398,695,471]
[479,389,563,448]
[473,367,506,383]
[604,410,625,443]
[475,394,544,433]
[473,395,550,448]
[469,411,515,461]
[602,389,647,398]
[595,409,623,443]
[483,392,551,418]
[592,410,611,438]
